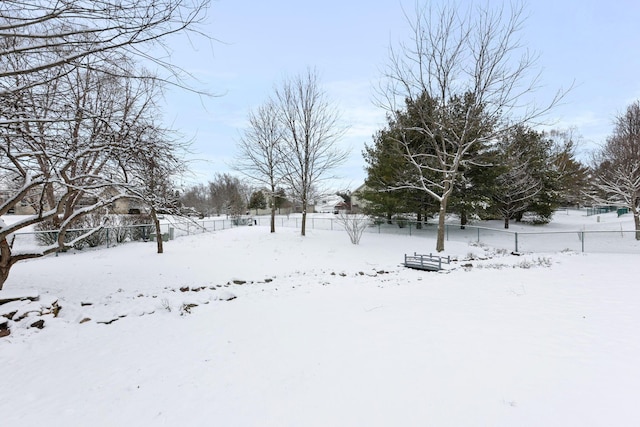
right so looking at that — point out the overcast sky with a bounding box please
[162,0,640,191]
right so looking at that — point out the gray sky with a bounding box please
[162,0,640,191]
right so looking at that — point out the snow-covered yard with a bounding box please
[1,211,640,426]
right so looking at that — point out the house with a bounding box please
[350,183,371,213]
[0,189,37,215]
[0,186,147,216]
[315,197,348,214]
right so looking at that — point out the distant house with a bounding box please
[0,186,148,216]
[0,189,37,215]
[111,197,148,215]
[350,183,370,213]
[315,197,347,214]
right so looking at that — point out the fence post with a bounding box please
[446,224,449,241]
[409,222,412,236]
[477,227,480,243]
[581,231,585,253]
[515,232,519,252]
[106,228,110,248]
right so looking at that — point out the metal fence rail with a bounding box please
[253,216,640,254]
[9,217,247,254]
[8,214,640,255]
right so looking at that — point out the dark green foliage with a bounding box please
[362,91,496,225]
[271,188,290,213]
[488,125,564,227]
[248,190,267,213]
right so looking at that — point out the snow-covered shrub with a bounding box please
[34,219,86,249]
[108,214,151,243]
[33,220,59,246]
[335,212,370,245]
[128,215,153,241]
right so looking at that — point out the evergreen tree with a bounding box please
[490,125,562,228]
[248,190,267,214]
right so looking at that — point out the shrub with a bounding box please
[335,212,370,245]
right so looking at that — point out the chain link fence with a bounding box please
[8,216,250,255]
[7,214,640,255]
[253,215,640,254]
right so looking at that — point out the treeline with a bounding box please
[360,93,640,240]
[180,174,292,218]
[361,92,589,229]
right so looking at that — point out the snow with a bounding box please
[1,210,640,426]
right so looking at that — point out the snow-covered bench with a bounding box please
[404,252,450,271]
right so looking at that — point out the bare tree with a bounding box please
[378,2,566,251]
[122,122,189,254]
[591,101,640,239]
[0,59,161,289]
[234,100,283,232]
[181,183,209,216]
[208,173,247,218]
[0,0,210,97]
[274,68,349,236]
[335,212,370,245]
[0,1,210,289]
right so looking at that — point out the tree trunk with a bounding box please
[460,208,467,229]
[0,238,11,291]
[270,205,276,233]
[436,197,449,252]
[0,266,8,291]
[151,208,163,254]
[301,207,307,236]
[634,211,640,241]
[504,216,510,229]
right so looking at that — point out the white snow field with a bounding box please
[1,210,640,426]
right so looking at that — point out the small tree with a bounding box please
[274,68,349,236]
[208,173,247,217]
[272,187,290,214]
[248,190,267,214]
[335,212,370,245]
[181,184,209,216]
[591,101,640,239]
[124,122,188,254]
[546,129,590,207]
[234,100,283,232]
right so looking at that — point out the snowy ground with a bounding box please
[1,211,640,426]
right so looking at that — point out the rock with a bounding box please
[217,290,237,301]
[0,289,40,305]
[30,319,45,329]
[79,318,92,324]
[232,280,246,285]
[0,328,9,338]
[1,310,17,321]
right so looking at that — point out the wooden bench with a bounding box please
[404,252,450,271]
